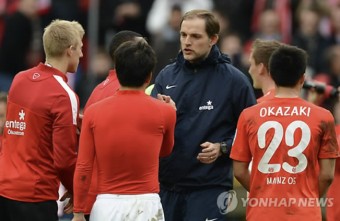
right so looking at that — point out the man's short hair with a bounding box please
[181,9,220,37]
[251,39,282,70]
[43,19,84,58]
[269,45,307,87]
[108,30,142,61]
[114,40,156,87]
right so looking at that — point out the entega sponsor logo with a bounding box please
[199,100,214,111]
[5,109,26,136]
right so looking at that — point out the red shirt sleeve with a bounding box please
[51,94,78,193]
[73,108,95,212]
[230,111,252,162]
[159,105,176,157]
[319,112,339,159]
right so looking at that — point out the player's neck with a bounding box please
[45,59,67,74]
[274,87,300,98]
[261,80,276,95]
[120,85,147,91]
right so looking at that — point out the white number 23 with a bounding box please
[257,120,310,174]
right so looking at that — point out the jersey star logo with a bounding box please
[207,100,212,105]
[19,110,25,120]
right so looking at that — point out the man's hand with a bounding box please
[197,142,222,164]
[72,213,86,221]
[60,191,73,214]
[157,93,177,110]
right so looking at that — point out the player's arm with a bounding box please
[52,95,79,193]
[318,113,338,197]
[73,110,96,213]
[159,106,176,157]
[230,112,252,192]
[72,213,86,221]
[318,158,335,197]
[233,160,250,192]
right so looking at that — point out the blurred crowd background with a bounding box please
[0,0,340,111]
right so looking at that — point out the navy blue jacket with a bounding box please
[152,45,256,190]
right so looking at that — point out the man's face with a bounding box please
[248,52,262,89]
[0,101,7,135]
[180,18,214,63]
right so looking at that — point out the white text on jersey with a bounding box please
[260,106,311,117]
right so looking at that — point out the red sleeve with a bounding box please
[159,105,176,157]
[319,112,339,159]
[230,112,252,162]
[51,95,78,193]
[73,109,96,213]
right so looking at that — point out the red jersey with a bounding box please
[73,90,176,213]
[257,88,275,103]
[84,70,120,110]
[81,69,120,214]
[0,63,79,202]
[326,125,340,221]
[231,97,339,221]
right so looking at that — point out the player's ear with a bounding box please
[210,34,219,46]
[66,45,74,56]
[145,72,152,85]
[259,63,266,75]
[299,74,306,86]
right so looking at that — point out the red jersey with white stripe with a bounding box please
[73,90,176,213]
[81,69,120,214]
[0,63,79,202]
[231,97,339,221]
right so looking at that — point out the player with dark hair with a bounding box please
[80,30,144,220]
[231,45,339,221]
[73,40,176,221]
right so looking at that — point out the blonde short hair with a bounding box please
[43,19,85,58]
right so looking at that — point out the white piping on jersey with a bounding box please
[53,75,78,125]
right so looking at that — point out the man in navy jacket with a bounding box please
[152,9,256,221]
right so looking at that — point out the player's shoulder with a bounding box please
[298,99,332,115]
[146,96,176,114]
[83,96,109,117]
[241,101,264,114]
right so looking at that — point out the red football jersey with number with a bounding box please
[231,97,339,221]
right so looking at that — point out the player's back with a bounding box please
[83,90,175,194]
[0,64,78,202]
[239,97,338,220]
